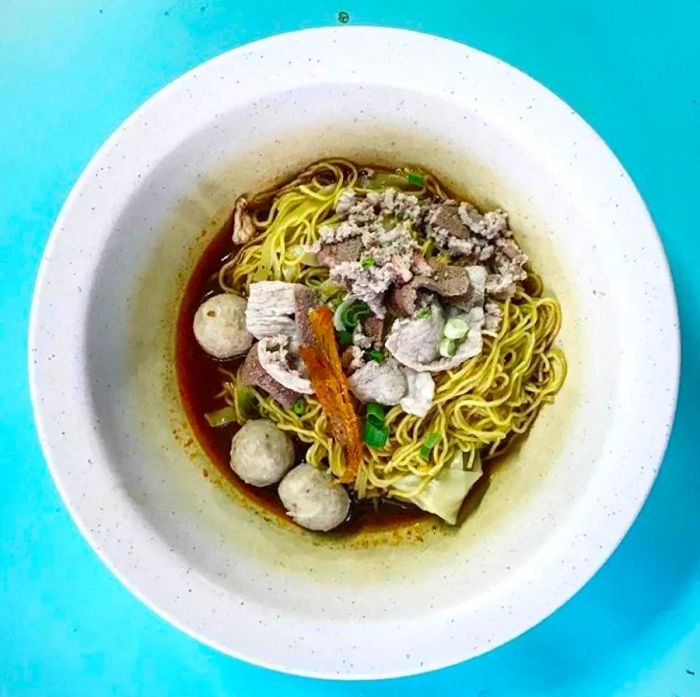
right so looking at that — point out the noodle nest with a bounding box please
[216,160,566,500]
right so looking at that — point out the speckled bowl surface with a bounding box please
[29,28,679,678]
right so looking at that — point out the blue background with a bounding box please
[1,1,698,695]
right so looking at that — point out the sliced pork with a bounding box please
[347,358,407,405]
[386,304,485,373]
[257,336,313,395]
[293,286,320,345]
[232,196,256,245]
[239,343,300,408]
[245,281,304,339]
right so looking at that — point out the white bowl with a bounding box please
[29,27,679,678]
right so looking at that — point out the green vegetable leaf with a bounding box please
[406,172,425,186]
[361,257,376,268]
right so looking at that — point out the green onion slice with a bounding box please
[338,330,354,346]
[363,420,389,448]
[420,432,441,459]
[416,307,432,319]
[341,301,371,329]
[204,406,237,428]
[236,386,259,418]
[292,398,306,415]
[444,317,469,340]
[439,337,456,358]
[318,278,341,300]
[366,402,386,426]
[368,349,385,362]
[406,172,425,186]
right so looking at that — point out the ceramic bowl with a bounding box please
[29,27,679,678]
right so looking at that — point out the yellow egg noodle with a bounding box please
[216,160,566,501]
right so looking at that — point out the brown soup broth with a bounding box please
[176,213,428,534]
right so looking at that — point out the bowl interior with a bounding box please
[31,28,677,677]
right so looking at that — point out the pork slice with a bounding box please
[257,337,313,394]
[385,303,445,366]
[422,260,470,296]
[386,304,485,373]
[348,358,407,405]
[411,250,434,276]
[388,262,469,316]
[232,196,256,244]
[430,203,469,239]
[317,238,363,268]
[387,279,422,316]
[364,315,385,346]
[451,265,487,311]
[399,369,435,417]
[294,286,320,345]
[342,346,366,374]
[239,345,300,408]
[246,281,304,339]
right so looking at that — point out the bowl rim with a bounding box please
[29,26,680,679]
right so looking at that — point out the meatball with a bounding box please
[193,293,252,359]
[229,419,294,487]
[278,463,350,531]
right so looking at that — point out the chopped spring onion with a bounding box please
[318,279,341,300]
[368,348,385,363]
[416,307,432,319]
[292,398,306,415]
[361,171,413,190]
[406,172,425,186]
[341,301,371,329]
[366,402,386,426]
[204,406,237,428]
[439,337,456,358]
[361,256,376,268]
[333,296,355,330]
[420,432,441,459]
[363,419,389,448]
[444,317,469,340]
[338,330,354,346]
[236,386,259,418]
[300,251,319,266]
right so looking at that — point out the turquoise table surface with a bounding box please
[1,1,698,695]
